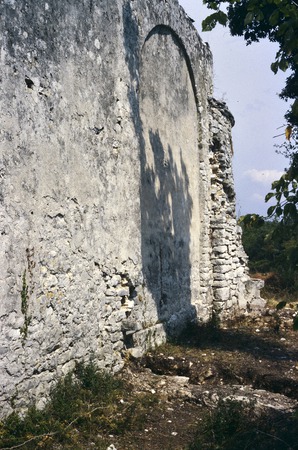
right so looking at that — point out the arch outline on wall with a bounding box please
[142,24,199,112]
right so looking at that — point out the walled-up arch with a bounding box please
[0,0,266,418]
[139,25,201,331]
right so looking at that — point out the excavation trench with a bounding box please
[133,310,298,402]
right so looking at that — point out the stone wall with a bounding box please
[0,0,263,416]
[208,98,264,316]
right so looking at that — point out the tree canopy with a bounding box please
[202,0,298,222]
[202,0,298,126]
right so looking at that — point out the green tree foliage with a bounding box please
[238,214,298,294]
[189,398,298,449]
[202,0,298,222]
[266,127,298,222]
[202,0,298,126]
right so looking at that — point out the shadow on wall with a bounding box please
[122,2,198,334]
[141,130,194,326]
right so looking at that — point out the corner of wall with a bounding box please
[208,98,265,319]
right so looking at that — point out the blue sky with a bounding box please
[179,0,289,217]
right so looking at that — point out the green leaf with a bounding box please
[256,11,264,22]
[247,0,259,12]
[202,11,228,31]
[292,99,298,116]
[207,1,218,10]
[271,61,279,74]
[269,9,280,27]
[276,206,283,216]
[279,58,289,72]
[244,12,255,26]
[276,192,282,202]
[286,195,297,202]
[217,10,228,26]
[277,22,291,38]
[202,16,216,32]
[284,203,297,217]
[272,180,281,189]
[276,301,287,310]
[265,192,275,202]
[267,205,276,216]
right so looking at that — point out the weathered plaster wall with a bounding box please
[0,0,263,416]
[140,26,204,333]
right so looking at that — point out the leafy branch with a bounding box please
[265,154,298,222]
[202,0,298,127]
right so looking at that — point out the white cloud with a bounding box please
[244,169,284,185]
[252,193,264,202]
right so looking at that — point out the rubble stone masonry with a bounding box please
[0,0,264,416]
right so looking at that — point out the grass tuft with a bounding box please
[0,361,125,449]
[189,399,298,450]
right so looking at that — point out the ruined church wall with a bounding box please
[0,0,218,416]
[208,99,264,317]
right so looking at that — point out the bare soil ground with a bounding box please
[1,303,297,450]
[105,306,298,450]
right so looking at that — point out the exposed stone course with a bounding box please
[0,0,263,416]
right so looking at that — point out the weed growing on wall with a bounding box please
[20,270,31,344]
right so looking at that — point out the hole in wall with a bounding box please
[129,285,137,299]
[25,77,34,89]
[92,126,104,135]
[123,332,134,349]
[211,137,221,152]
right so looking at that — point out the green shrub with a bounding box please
[74,361,121,400]
[0,361,123,449]
[189,399,298,450]
[239,215,298,299]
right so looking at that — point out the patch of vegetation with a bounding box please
[239,215,298,303]
[167,314,222,349]
[189,399,298,450]
[0,361,159,449]
[20,270,31,344]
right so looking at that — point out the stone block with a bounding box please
[133,324,167,352]
[214,287,230,301]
